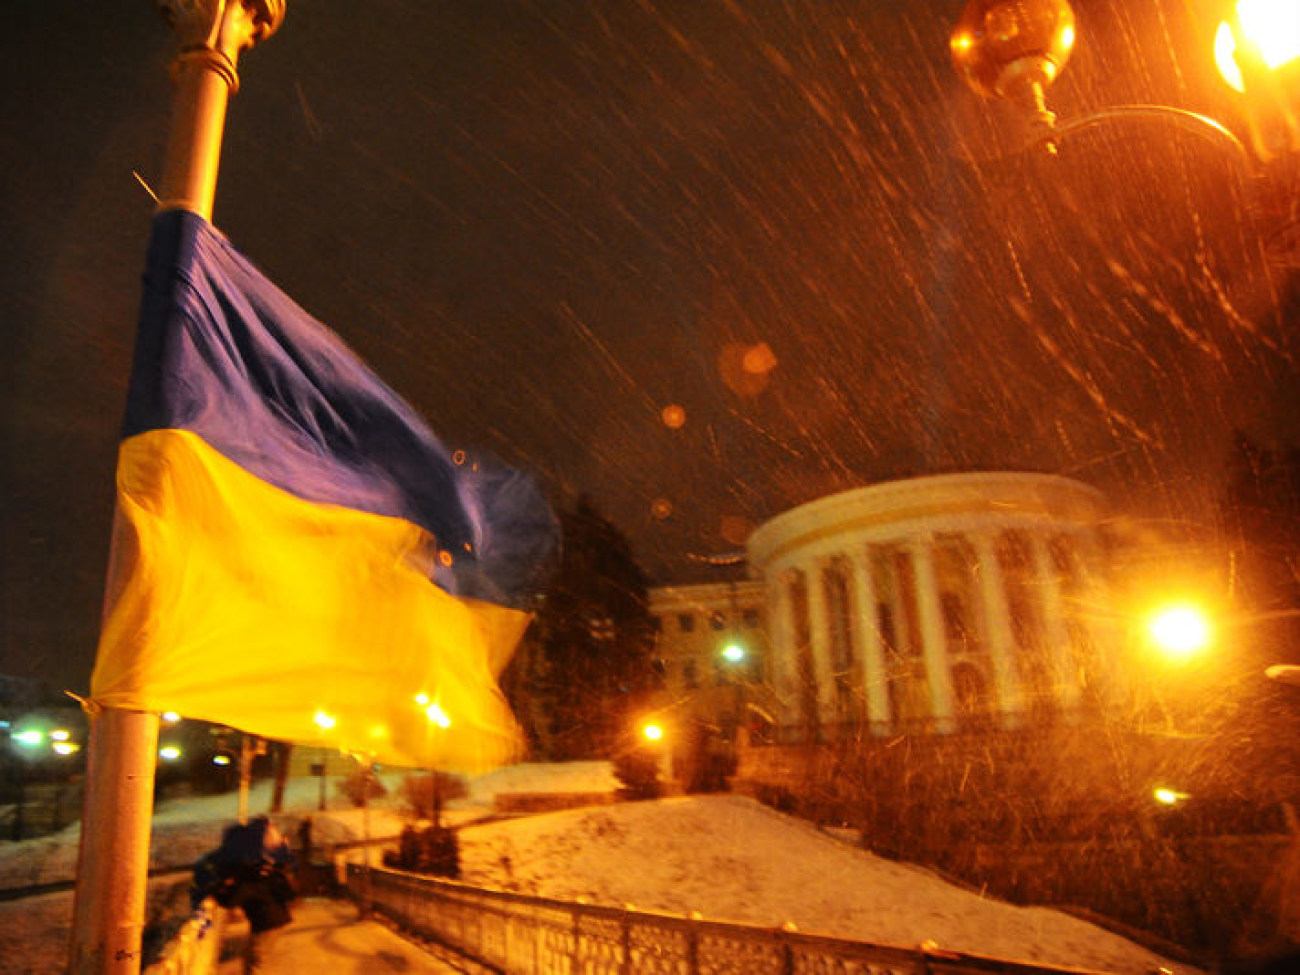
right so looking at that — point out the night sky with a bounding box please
[4,1,1299,691]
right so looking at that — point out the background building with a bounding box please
[652,473,1126,744]
[646,579,769,745]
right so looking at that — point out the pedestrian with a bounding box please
[191,815,297,974]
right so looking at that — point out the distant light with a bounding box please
[314,711,337,731]
[212,753,232,767]
[159,745,183,762]
[661,404,686,430]
[161,711,181,724]
[642,722,664,742]
[721,642,746,663]
[1154,787,1187,805]
[414,692,430,707]
[1215,1,1300,93]
[13,731,43,747]
[52,742,79,757]
[50,729,70,742]
[425,703,451,728]
[1148,605,1211,659]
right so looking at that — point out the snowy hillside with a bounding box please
[0,762,1202,975]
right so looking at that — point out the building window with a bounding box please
[677,613,695,633]
[742,608,760,628]
[683,660,699,689]
[709,611,727,631]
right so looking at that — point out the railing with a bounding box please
[142,899,225,975]
[348,864,1119,975]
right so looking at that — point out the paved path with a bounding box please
[217,897,465,973]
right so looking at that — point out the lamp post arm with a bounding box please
[1038,104,1250,166]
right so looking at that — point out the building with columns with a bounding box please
[750,472,1118,740]
[650,472,1123,745]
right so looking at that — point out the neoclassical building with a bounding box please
[751,472,1119,739]
[650,472,1123,744]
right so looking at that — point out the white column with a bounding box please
[768,569,798,722]
[972,531,1023,726]
[910,538,955,731]
[849,547,891,732]
[805,558,836,728]
[1030,533,1079,711]
[1072,531,1120,702]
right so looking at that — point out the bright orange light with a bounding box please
[1153,787,1187,805]
[414,692,430,707]
[642,722,664,742]
[313,710,337,731]
[426,703,451,728]
[1216,1,1300,92]
[1148,605,1211,659]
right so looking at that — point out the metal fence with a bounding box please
[348,864,1121,975]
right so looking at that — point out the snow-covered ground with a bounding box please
[0,761,1201,975]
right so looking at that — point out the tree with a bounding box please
[1222,431,1300,645]
[502,496,655,760]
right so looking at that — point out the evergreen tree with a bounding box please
[502,496,655,759]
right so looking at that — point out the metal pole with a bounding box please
[67,5,283,973]
[237,735,253,824]
[67,708,160,974]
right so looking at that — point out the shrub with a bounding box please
[398,771,468,820]
[613,746,662,800]
[383,824,461,878]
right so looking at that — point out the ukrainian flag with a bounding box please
[91,210,557,770]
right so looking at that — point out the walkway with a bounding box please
[217,897,466,974]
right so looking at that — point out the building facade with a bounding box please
[646,579,769,740]
[650,473,1125,746]
[748,472,1119,740]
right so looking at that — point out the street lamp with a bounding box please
[950,0,1300,265]
[1147,603,1214,661]
[417,695,451,825]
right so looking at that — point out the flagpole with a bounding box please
[68,4,284,973]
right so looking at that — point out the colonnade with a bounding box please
[747,475,1115,738]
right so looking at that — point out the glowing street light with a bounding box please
[1215,1,1300,93]
[1147,604,1213,660]
[721,642,746,664]
[642,721,665,743]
